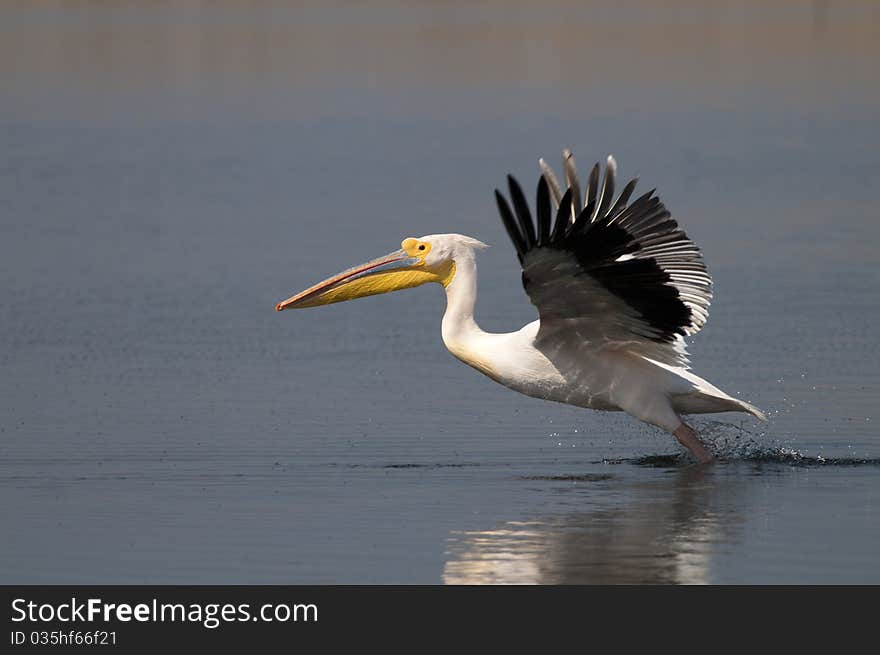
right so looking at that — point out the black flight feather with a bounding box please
[495,157,712,344]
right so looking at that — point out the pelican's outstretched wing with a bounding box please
[495,153,712,367]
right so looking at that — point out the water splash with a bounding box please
[743,450,880,467]
[608,419,880,467]
[690,419,771,459]
[606,450,880,467]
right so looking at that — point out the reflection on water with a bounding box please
[444,466,740,584]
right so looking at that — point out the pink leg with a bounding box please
[673,423,715,464]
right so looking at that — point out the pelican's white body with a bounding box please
[435,235,761,433]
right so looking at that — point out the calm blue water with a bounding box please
[1,1,878,583]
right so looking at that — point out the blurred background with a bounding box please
[1,1,878,583]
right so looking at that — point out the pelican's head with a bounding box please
[275,233,488,311]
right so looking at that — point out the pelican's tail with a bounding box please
[671,391,766,420]
[671,386,766,421]
[658,363,767,421]
[728,397,767,421]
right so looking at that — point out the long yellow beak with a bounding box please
[275,249,426,311]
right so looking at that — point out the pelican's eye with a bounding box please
[401,238,431,257]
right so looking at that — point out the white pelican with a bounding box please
[276,151,765,463]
